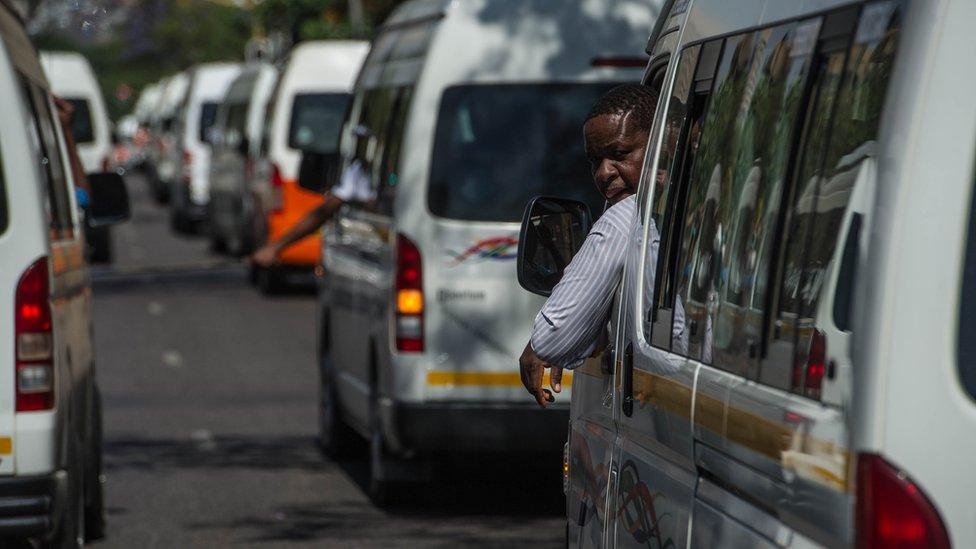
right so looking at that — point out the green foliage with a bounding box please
[32,0,252,121]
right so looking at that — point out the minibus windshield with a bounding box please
[65,97,94,143]
[288,93,351,154]
[428,83,613,222]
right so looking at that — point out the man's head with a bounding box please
[584,84,658,204]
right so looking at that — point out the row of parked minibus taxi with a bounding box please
[2,0,975,546]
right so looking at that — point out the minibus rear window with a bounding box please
[199,102,219,143]
[0,154,6,236]
[65,97,94,143]
[428,83,613,222]
[288,93,351,154]
[960,170,976,400]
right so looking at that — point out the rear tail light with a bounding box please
[15,258,54,412]
[856,454,950,549]
[792,328,826,399]
[270,163,284,215]
[562,442,571,494]
[395,233,423,353]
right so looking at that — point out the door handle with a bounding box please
[622,342,634,417]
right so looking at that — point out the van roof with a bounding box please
[281,40,369,93]
[39,51,102,98]
[364,0,660,88]
[187,62,241,102]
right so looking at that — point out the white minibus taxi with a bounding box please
[38,52,112,174]
[148,72,189,204]
[251,40,369,291]
[517,0,976,547]
[208,61,278,256]
[170,62,242,233]
[307,0,659,503]
[0,1,129,545]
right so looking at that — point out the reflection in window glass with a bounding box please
[642,45,699,346]
[793,6,899,397]
[288,93,351,153]
[672,33,756,364]
[65,98,94,143]
[428,84,613,222]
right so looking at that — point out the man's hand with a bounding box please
[520,342,563,408]
[250,243,279,267]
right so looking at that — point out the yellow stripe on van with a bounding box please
[0,437,11,455]
[427,371,573,387]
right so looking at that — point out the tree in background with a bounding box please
[252,0,405,43]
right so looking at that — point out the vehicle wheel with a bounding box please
[88,227,112,264]
[247,263,259,286]
[45,451,84,548]
[318,351,358,459]
[170,211,192,234]
[367,392,400,507]
[209,233,227,254]
[257,266,284,295]
[84,388,106,542]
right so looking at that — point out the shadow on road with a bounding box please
[105,432,564,545]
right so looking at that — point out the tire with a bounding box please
[209,233,227,254]
[87,226,112,264]
[44,450,84,548]
[170,211,193,234]
[257,266,284,295]
[318,351,358,459]
[84,388,106,542]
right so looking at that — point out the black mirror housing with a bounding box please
[87,171,131,227]
[298,151,339,194]
[517,196,593,297]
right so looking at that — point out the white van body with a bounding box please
[318,0,660,500]
[39,51,112,174]
[170,62,242,230]
[0,1,107,543]
[148,72,189,202]
[251,40,369,283]
[208,62,278,255]
[560,0,976,547]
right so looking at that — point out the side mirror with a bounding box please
[517,196,593,297]
[87,171,131,227]
[298,151,339,194]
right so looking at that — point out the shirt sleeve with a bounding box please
[530,199,634,369]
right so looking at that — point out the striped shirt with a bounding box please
[531,195,643,369]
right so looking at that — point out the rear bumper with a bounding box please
[0,471,66,539]
[379,399,569,456]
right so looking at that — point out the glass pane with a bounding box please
[288,93,351,154]
[65,97,94,143]
[642,44,700,344]
[672,34,757,363]
[785,3,900,397]
[428,83,615,222]
[198,102,219,143]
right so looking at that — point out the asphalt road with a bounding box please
[89,173,565,548]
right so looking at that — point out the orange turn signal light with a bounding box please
[397,289,424,314]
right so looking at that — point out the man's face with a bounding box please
[584,112,649,205]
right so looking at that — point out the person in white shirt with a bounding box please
[250,156,373,267]
[520,84,658,407]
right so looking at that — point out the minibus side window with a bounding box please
[766,4,900,397]
[670,33,757,364]
[20,78,75,241]
[641,43,706,348]
[375,87,415,216]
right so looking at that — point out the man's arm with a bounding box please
[251,194,344,266]
[520,197,636,407]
